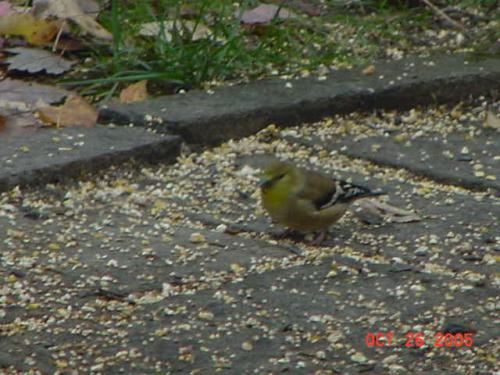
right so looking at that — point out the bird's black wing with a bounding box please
[314,180,379,210]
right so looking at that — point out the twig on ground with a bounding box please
[443,6,488,23]
[421,0,468,35]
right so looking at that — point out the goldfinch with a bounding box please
[260,161,386,243]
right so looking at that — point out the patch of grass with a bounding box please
[72,0,499,98]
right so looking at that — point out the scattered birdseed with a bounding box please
[0,100,498,373]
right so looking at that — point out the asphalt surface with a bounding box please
[1,98,499,374]
[1,51,500,375]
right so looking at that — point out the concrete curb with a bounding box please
[1,53,499,193]
[100,54,500,146]
[0,126,180,192]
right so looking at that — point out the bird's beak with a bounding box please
[259,177,272,189]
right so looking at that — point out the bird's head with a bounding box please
[259,161,297,191]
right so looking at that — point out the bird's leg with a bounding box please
[309,231,327,246]
[273,228,302,240]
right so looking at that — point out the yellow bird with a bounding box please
[260,161,386,244]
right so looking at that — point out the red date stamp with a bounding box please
[365,331,474,348]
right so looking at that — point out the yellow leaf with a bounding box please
[0,12,59,45]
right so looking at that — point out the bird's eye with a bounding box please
[260,172,287,190]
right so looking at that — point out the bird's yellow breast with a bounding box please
[261,184,291,221]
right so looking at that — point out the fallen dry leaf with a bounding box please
[139,20,212,42]
[353,199,422,224]
[362,65,376,76]
[0,108,43,137]
[33,0,100,17]
[0,78,70,110]
[6,47,75,75]
[484,109,500,130]
[33,0,112,41]
[119,80,149,104]
[50,34,86,51]
[238,4,294,25]
[38,94,97,127]
[0,10,60,45]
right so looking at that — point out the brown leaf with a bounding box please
[119,80,149,104]
[33,0,112,41]
[51,34,86,51]
[6,47,75,75]
[38,94,97,127]
[238,4,294,25]
[362,65,376,76]
[0,78,70,109]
